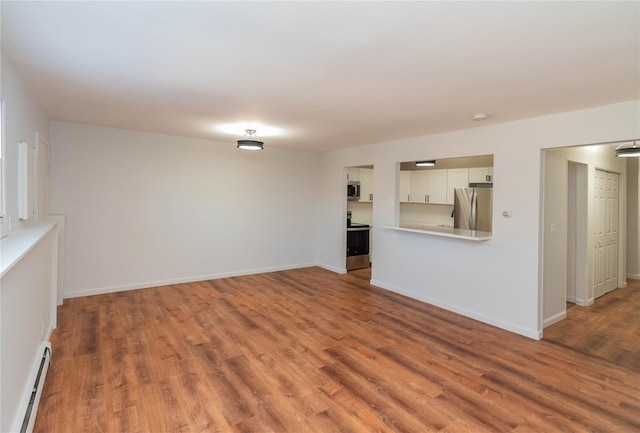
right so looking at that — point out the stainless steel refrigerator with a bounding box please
[453,188,493,232]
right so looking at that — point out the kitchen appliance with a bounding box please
[453,187,493,232]
[347,181,360,201]
[346,221,370,270]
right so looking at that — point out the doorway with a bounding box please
[542,142,638,369]
[346,165,374,273]
[542,144,628,329]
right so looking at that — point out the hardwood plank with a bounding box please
[544,278,640,371]
[34,268,640,432]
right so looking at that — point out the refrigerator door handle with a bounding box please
[470,190,477,230]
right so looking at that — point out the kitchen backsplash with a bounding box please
[400,203,455,227]
[347,201,455,227]
[347,201,373,225]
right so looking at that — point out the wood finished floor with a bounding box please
[544,277,640,372]
[35,267,640,432]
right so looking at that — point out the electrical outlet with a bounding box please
[439,279,446,290]
[40,323,45,337]
[550,223,556,235]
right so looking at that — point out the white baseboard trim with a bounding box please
[316,263,347,274]
[63,262,318,298]
[572,298,592,306]
[627,273,640,280]
[543,310,567,328]
[567,296,593,306]
[370,279,542,340]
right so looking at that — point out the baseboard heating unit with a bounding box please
[17,342,51,433]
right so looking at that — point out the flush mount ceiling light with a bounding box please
[237,129,264,151]
[615,141,640,157]
[472,113,489,121]
[415,160,436,167]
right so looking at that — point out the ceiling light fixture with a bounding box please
[615,141,640,157]
[415,160,436,167]
[472,113,489,121]
[237,129,264,151]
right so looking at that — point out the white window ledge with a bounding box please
[1,222,56,278]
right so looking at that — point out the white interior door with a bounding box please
[593,169,619,299]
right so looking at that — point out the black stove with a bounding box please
[347,222,370,229]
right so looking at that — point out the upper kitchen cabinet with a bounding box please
[346,165,374,202]
[410,169,447,204]
[399,171,411,203]
[347,168,359,181]
[359,168,374,202]
[469,167,493,183]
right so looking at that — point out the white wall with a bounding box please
[1,225,57,432]
[542,145,627,326]
[49,122,321,297]
[0,51,54,433]
[317,100,640,339]
[1,51,49,234]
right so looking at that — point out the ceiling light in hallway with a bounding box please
[237,129,264,150]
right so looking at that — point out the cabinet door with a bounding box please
[410,171,429,203]
[399,171,411,203]
[347,168,359,181]
[446,168,469,204]
[359,168,373,202]
[469,167,493,183]
[426,169,447,204]
[409,170,447,203]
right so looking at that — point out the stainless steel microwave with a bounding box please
[347,181,360,201]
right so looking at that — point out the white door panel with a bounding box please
[593,169,618,299]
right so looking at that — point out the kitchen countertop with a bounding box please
[383,223,492,241]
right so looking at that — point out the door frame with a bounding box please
[540,144,628,331]
[567,161,589,305]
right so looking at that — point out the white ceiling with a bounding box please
[2,1,639,152]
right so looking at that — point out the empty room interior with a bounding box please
[1,2,639,432]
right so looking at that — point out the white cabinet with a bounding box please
[427,170,447,204]
[401,167,490,205]
[347,168,359,181]
[409,171,428,203]
[410,169,447,204]
[399,171,411,203]
[469,167,493,183]
[359,168,374,202]
[446,168,469,204]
